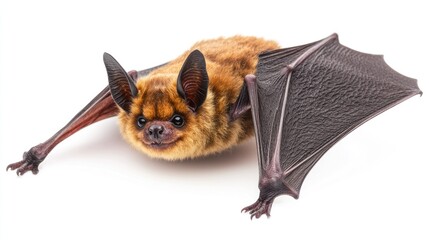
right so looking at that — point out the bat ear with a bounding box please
[103,52,138,113]
[177,50,209,112]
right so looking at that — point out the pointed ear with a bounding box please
[177,50,209,112]
[103,52,138,113]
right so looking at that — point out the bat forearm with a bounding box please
[8,63,167,176]
[41,86,117,154]
[7,86,118,175]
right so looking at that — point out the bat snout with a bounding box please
[148,124,165,140]
[142,121,178,149]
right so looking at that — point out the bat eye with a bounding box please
[171,114,185,128]
[136,116,147,128]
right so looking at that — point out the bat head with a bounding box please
[103,51,215,160]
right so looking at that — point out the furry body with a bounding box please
[118,36,279,160]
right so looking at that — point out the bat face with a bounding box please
[105,51,219,160]
[131,79,186,150]
[119,76,209,160]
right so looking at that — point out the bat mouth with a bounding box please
[140,133,180,151]
[146,140,177,150]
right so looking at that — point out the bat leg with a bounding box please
[242,176,297,219]
[6,86,118,176]
[242,74,298,219]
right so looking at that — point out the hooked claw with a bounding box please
[242,198,274,220]
[7,148,45,176]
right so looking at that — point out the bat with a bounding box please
[7,34,421,219]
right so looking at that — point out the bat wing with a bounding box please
[7,57,168,176]
[243,34,422,219]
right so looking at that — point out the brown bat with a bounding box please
[7,34,421,219]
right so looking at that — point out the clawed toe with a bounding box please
[7,149,44,176]
[242,198,274,219]
[7,159,40,176]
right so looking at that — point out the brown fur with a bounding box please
[118,36,279,160]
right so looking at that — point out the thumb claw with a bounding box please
[8,149,45,176]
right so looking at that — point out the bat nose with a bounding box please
[148,125,164,139]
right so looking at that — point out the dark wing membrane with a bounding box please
[254,39,324,175]
[256,37,421,196]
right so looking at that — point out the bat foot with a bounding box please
[242,175,299,219]
[7,148,45,176]
[241,198,274,220]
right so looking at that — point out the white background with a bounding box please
[1,0,428,239]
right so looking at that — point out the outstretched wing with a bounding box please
[243,34,421,218]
